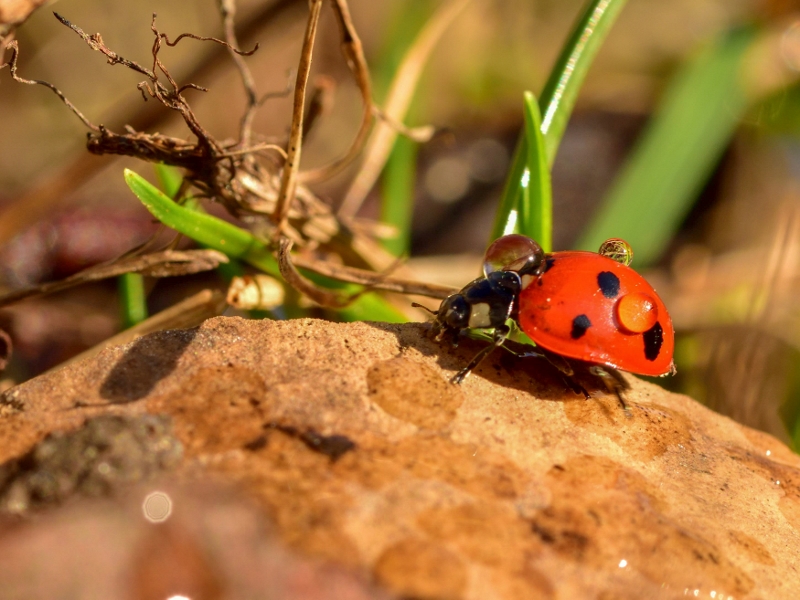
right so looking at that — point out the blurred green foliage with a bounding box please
[118,273,148,328]
[577,28,755,267]
[375,2,433,257]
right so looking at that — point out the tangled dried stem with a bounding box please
[0,1,450,309]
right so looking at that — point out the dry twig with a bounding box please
[1,40,99,131]
[297,0,374,183]
[340,0,470,217]
[219,0,260,147]
[272,0,323,233]
[0,0,305,246]
[3,3,440,313]
[277,238,356,308]
[291,255,454,299]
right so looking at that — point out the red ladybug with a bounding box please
[427,234,675,384]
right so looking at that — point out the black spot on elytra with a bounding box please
[597,271,620,299]
[571,314,591,339]
[643,321,663,361]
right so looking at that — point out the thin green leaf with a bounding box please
[123,169,406,323]
[125,169,279,274]
[178,194,250,284]
[577,28,754,266]
[153,163,184,199]
[151,164,249,299]
[118,273,148,328]
[518,91,553,252]
[494,0,628,241]
[117,165,181,330]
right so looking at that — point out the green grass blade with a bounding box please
[152,164,250,293]
[539,0,628,165]
[373,2,432,257]
[125,169,279,273]
[118,164,183,328]
[518,91,553,251]
[576,28,755,266]
[153,163,184,199]
[381,136,418,256]
[123,169,406,323]
[494,0,628,241]
[490,136,525,241]
[118,272,148,328]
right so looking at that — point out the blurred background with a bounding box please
[2,0,800,448]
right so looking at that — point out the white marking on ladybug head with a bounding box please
[468,302,492,328]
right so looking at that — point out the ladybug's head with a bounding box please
[431,271,521,342]
[421,234,545,344]
[432,292,470,341]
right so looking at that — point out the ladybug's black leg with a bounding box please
[546,357,590,399]
[517,347,589,397]
[452,325,510,384]
[589,366,632,414]
[538,350,575,377]
[561,374,591,399]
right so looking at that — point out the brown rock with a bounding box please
[1,316,799,599]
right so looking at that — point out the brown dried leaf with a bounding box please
[132,249,229,277]
[0,250,229,307]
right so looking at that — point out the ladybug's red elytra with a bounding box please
[427,234,675,386]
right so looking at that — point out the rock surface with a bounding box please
[1,316,799,599]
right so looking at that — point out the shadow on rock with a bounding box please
[366,320,608,404]
[99,329,197,403]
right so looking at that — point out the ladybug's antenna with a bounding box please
[411,302,438,316]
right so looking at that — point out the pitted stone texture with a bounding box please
[2,317,799,599]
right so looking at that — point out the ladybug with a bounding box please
[426,234,675,389]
